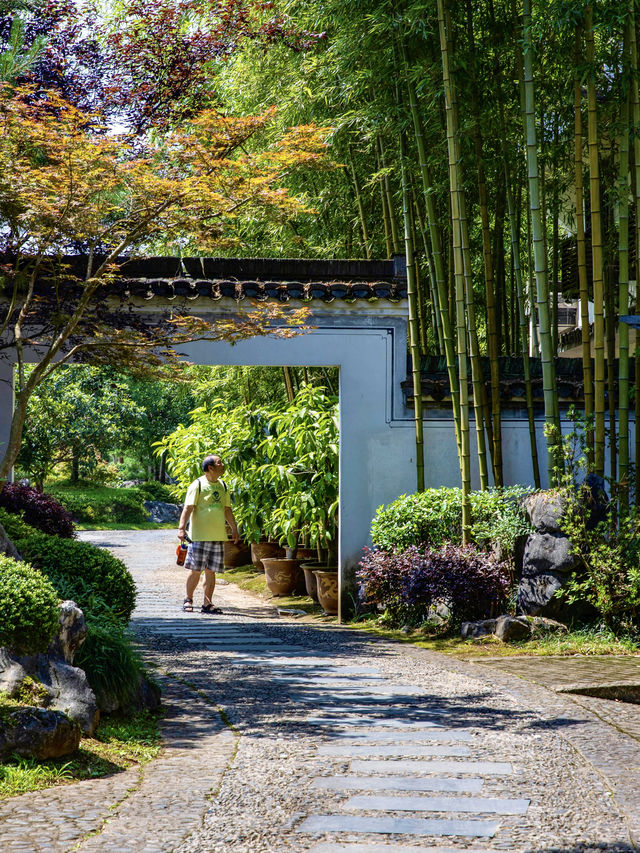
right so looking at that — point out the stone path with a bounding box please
[1,529,639,852]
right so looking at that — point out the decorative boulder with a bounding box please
[0,707,80,760]
[522,491,566,534]
[0,599,99,736]
[0,521,20,561]
[493,615,531,642]
[144,500,181,524]
[460,619,496,640]
[517,572,566,617]
[521,532,580,578]
[48,600,87,664]
[98,671,161,716]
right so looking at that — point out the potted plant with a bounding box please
[258,385,339,609]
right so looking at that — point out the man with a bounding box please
[177,454,239,614]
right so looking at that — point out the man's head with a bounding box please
[202,454,225,476]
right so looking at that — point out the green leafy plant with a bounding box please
[0,556,60,654]
[74,614,148,712]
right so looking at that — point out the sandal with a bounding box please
[201,603,223,615]
[182,598,193,612]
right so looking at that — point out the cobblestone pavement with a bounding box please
[1,529,639,853]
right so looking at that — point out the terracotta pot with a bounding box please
[250,541,284,573]
[262,557,301,596]
[313,569,339,615]
[295,547,315,561]
[302,566,319,602]
[224,539,251,568]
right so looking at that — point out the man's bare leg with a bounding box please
[203,569,216,606]
[186,570,201,604]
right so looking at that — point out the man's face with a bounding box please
[211,457,225,474]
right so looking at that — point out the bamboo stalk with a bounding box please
[378,137,402,255]
[399,127,426,491]
[629,0,640,504]
[574,25,594,464]
[522,0,559,484]
[438,0,471,537]
[348,144,371,260]
[585,4,606,476]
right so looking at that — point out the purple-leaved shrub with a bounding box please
[357,544,511,628]
[0,484,75,538]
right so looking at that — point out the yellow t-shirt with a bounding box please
[185,476,231,542]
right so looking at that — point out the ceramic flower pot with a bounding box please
[223,539,251,568]
[302,566,319,602]
[262,557,301,596]
[250,541,284,573]
[312,568,339,615]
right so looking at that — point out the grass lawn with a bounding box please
[0,700,162,799]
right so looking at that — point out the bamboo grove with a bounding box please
[207,0,640,533]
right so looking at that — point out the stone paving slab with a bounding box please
[343,795,530,815]
[348,760,513,775]
[297,814,500,837]
[317,744,471,757]
[309,845,490,852]
[312,776,485,793]
[332,730,472,742]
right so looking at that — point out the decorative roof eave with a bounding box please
[117,277,407,303]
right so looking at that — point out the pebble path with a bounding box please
[1,529,639,852]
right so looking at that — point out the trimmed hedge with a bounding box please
[0,484,74,538]
[48,486,148,524]
[0,555,60,654]
[370,486,532,552]
[0,510,136,622]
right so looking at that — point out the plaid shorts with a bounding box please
[184,541,225,573]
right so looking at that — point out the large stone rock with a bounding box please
[460,619,496,639]
[0,520,21,560]
[0,707,80,760]
[493,615,531,642]
[521,532,580,577]
[582,473,610,529]
[47,600,87,664]
[1,653,99,736]
[517,571,566,616]
[144,500,181,523]
[0,600,99,736]
[522,491,567,533]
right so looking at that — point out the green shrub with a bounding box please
[136,482,176,503]
[370,486,532,553]
[74,614,146,711]
[48,486,148,525]
[0,511,136,621]
[0,556,60,654]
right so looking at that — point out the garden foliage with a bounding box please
[48,485,148,525]
[358,544,511,628]
[0,556,60,654]
[0,510,136,622]
[0,484,74,538]
[370,486,531,553]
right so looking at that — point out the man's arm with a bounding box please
[178,505,194,540]
[225,506,239,544]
